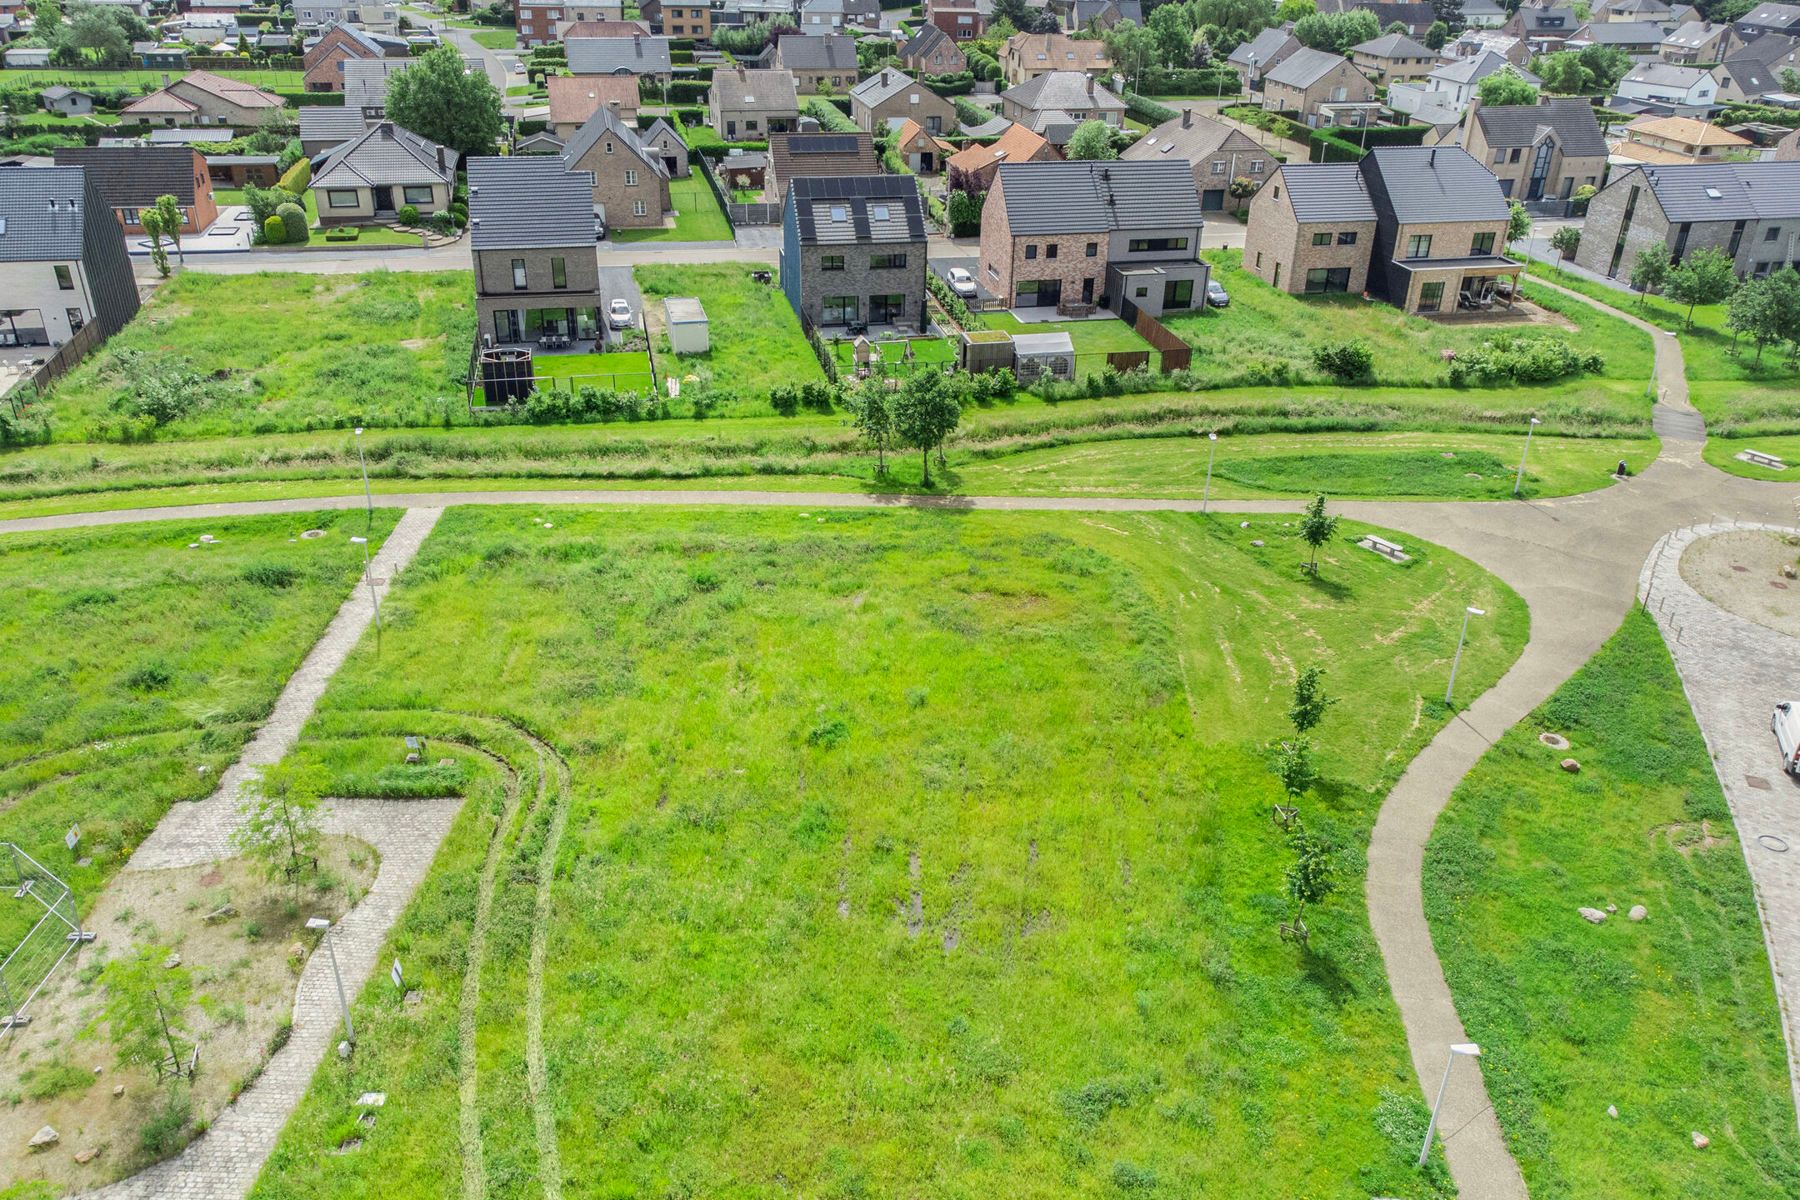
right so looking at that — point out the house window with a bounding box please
[1417,281,1445,312]
[1406,234,1432,259]
[1211,161,1227,175]
[120,208,140,224]
[870,293,906,323]
[1025,244,1038,259]
[1134,286,1148,297]
[1767,227,1782,241]
[1471,231,1495,255]
[1492,149,1505,165]
[1305,267,1350,293]
[870,253,907,268]
[633,201,648,217]
[1086,242,1098,257]
[1337,231,1357,245]
[1250,160,1264,173]
[402,186,435,206]
[1127,237,1189,252]
[552,257,567,288]
[625,169,638,186]
[822,294,858,324]
[512,258,527,289]
[604,142,614,153]
[327,189,360,209]
[54,264,74,291]
[1163,278,1193,309]
[822,255,845,271]
[1046,244,1058,259]
[1312,231,1332,246]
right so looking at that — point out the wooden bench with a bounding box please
[1362,535,1407,561]
[1739,449,1788,470]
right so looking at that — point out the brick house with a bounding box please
[1001,32,1111,85]
[641,0,710,37]
[901,24,969,73]
[302,22,409,92]
[772,33,860,91]
[923,0,988,41]
[1461,98,1607,202]
[1260,47,1378,126]
[1000,71,1125,130]
[467,156,606,347]
[308,122,457,227]
[978,159,1209,316]
[118,70,284,127]
[1121,109,1268,213]
[766,129,878,196]
[0,166,140,350]
[1245,147,1520,312]
[779,174,928,330]
[548,74,641,137]
[1349,32,1438,85]
[560,106,670,229]
[709,65,801,140]
[891,117,956,173]
[566,35,673,85]
[53,145,218,236]
[1576,161,1800,280]
[945,121,1056,191]
[515,0,625,47]
[1227,26,1301,88]
[641,118,691,177]
[1612,114,1754,165]
[848,69,958,135]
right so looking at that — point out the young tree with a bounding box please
[1664,246,1736,331]
[846,380,895,473]
[1727,274,1781,364]
[1575,43,1630,94]
[1768,267,1800,364]
[1288,665,1337,735]
[1066,119,1118,160]
[145,193,182,271]
[1530,49,1591,95]
[1272,737,1315,797]
[386,44,504,156]
[231,761,327,886]
[1424,18,1449,48]
[1273,0,1315,21]
[1102,19,1159,89]
[1548,224,1580,268]
[891,370,962,487]
[1297,492,1338,575]
[1628,243,1669,304]
[1283,825,1337,937]
[1476,67,1538,107]
[1505,199,1531,249]
[102,945,196,1083]
[141,204,172,277]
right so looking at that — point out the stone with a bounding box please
[112,1084,124,1097]
[204,903,236,924]
[1579,906,1608,924]
[1629,904,1648,922]
[1606,904,1617,913]
[437,758,456,768]
[356,1092,386,1107]
[1561,758,1581,773]
[1539,732,1569,750]
[1607,1105,1619,1119]
[403,988,422,1007]
[288,943,306,964]
[162,953,181,970]
[92,1065,102,1075]
[28,1126,58,1150]
[337,1039,352,1059]
[1251,539,1264,547]
[74,1148,99,1164]
[76,857,91,868]
[1692,1132,1710,1150]
[405,752,422,765]
[1785,564,1797,580]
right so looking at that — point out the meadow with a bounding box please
[1424,611,1800,1198]
[633,262,827,394]
[252,504,1527,1199]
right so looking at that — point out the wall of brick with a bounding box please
[1574,173,1668,278]
[795,242,928,328]
[567,130,669,227]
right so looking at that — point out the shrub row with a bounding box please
[1138,67,1240,96]
[1446,335,1605,385]
[1123,91,1177,125]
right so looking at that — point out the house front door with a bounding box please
[377,186,398,213]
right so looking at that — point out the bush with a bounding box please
[799,380,836,412]
[398,203,420,225]
[1446,334,1604,385]
[277,155,311,192]
[241,562,300,588]
[1312,341,1374,382]
[276,201,307,243]
[140,1092,194,1158]
[1123,91,1177,125]
[770,384,801,416]
[263,213,286,244]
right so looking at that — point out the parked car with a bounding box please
[946,267,977,298]
[594,216,607,241]
[1774,702,1800,774]
[1206,279,1230,308]
[607,298,634,330]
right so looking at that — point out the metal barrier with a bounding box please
[0,843,93,1036]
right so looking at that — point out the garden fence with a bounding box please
[2,319,104,415]
[0,842,93,1037]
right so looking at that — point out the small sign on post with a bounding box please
[64,826,79,853]
[390,958,404,993]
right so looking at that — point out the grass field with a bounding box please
[0,67,303,89]
[0,510,399,941]
[1424,610,1800,1197]
[469,28,517,48]
[610,175,733,243]
[634,261,826,395]
[253,504,1526,1199]
[826,335,957,375]
[529,349,655,389]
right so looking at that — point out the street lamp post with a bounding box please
[1513,416,1540,497]
[1445,606,1485,707]
[305,916,355,1047]
[354,426,372,530]
[1418,1043,1482,1167]
[350,535,382,653]
[1202,431,1218,514]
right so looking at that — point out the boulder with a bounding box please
[1606,904,1617,914]
[204,903,236,924]
[27,1126,58,1151]
[1561,758,1581,773]
[112,1084,124,1097]
[405,752,422,765]
[1629,905,1647,922]
[1579,906,1608,924]
[162,953,181,970]
[74,1148,99,1164]
[1692,1132,1710,1150]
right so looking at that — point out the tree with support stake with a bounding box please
[1298,494,1338,576]
[1279,824,1337,945]
[101,945,197,1084]
[232,762,326,889]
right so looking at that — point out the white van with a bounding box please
[1773,702,1800,774]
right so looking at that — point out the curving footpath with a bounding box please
[7,278,1799,1199]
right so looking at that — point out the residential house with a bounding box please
[560,106,670,229]
[119,70,284,127]
[515,1,626,47]
[1462,98,1607,201]
[766,129,878,196]
[978,159,1209,315]
[1462,0,1509,26]
[1502,5,1579,50]
[1447,28,1531,67]
[945,121,1056,191]
[640,0,710,36]
[1614,61,1719,107]
[560,18,650,35]
[1000,70,1125,129]
[1735,1,1800,37]
[343,57,411,118]
[1349,32,1437,85]
[891,117,957,172]
[53,146,219,236]
[1577,160,1800,277]
[713,0,798,28]
[310,121,457,226]
[1389,52,1540,120]
[901,24,969,73]
[779,175,927,330]
[1597,0,1672,21]
[1717,35,1799,103]
[1121,108,1269,212]
[1063,0,1144,32]
[1261,46,1378,127]
[923,0,990,41]
[40,86,95,116]
[1612,113,1754,163]
[567,35,673,84]
[302,22,408,93]
[849,70,958,135]
[708,65,800,141]
[800,0,882,31]
[548,74,641,137]
[0,167,140,349]
[1228,26,1301,87]
[467,156,606,349]
[1245,146,1519,311]
[294,0,399,34]
[1661,21,1736,63]
[773,33,860,91]
[299,106,372,154]
[1569,20,1667,55]
[1777,126,1800,159]
[203,154,280,188]
[1001,32,1111,85]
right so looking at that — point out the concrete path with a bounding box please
[1641,523,1800,1128]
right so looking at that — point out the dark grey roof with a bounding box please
[1472,98,1606,156]
[1352,31,1433,57]
[1662,19,1729,47]
[1738,1,1800,27]
[1228,25,1299,66]
[851,68,928,105]
[1001,69,1124,111]
[53,145,199,205]
[561,105,666,177]
[313,121,456,188]
[1276,161,1377,222]
[1121,111,1259,164]
[1265,46,1357,89]
[1365,146,1509,221]
[787,174,925,245]
[1725,31,1800,67]
[1513,6,1577,30]
[1432,50,1537,86]
[0,165,92,261]
[995,160,1204,234]
[467,156,598,249]
[776,33,858,69]
[299,106,368,143]
[1631,161,1800,220]
[41,85,91,101]
[1574,19,1666,42]
[566,35,672,74]
[901,23,954,57]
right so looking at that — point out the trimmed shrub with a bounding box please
[262,213,286,244]
[398,203,420,225]
[276,202,308,243]
[1123,91,1177,124]
[276,155,311,192]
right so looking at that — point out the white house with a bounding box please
[1615,61,1718,106]
[1387,51,1539,120]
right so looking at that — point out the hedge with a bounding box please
[275,90,345,106]
[1306,123,1431,161]
[1139,67,1240,95]
[519,117,548,135]
[1718,104,1800,128]
[665,79,711,102]
[1123,91,1177,124]
[922,70,974,95]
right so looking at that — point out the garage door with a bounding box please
[1201,189,1225,211]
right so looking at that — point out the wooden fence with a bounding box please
[2,320,104,415]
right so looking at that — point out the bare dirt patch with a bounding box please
[0,838,375,1195]
[1679,531,1800,637]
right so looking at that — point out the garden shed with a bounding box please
[1011,331,1075,382]
[959,328,1012,374]
[664,297,710,354]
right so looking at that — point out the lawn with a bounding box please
[253,504,1525,1200]
[634,261,826,397]
[529,349,655,390]
[0,509,399,943]
[611,174,733,243]
[826,334,957,375]
[470,27,517,48]
[1424,611,1800,1198]
[0,67,303,89]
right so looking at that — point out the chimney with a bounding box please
[1182,108,1192,129]
[1087,73,1095,96]
[1429,146,1435,164]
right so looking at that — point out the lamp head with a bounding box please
[1450,1043,1482,1057]
[350,536,368,545]
[1466,606,1485,617]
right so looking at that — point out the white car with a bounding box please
[607,298,634,330]
[945,267,977,298]
[1774,702,1800,774]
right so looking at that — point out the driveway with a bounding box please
[932,255,997,305]
[598,265,646,346]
